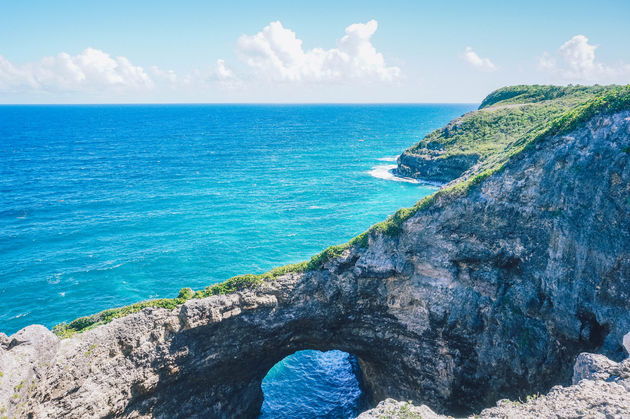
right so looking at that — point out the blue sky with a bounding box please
[1,0,629,103]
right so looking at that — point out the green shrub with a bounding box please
[177,287,194,299]
[407,85,624,161]
[478,84,613,109]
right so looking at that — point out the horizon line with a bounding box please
[0,101,480,106]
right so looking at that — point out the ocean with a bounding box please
[0,103,475,417]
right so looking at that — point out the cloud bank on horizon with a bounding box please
[0,48,154,93]
[0,20,628,102]
[0,20,400,98]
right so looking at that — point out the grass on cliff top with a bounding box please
[406,84,622,159]
[52,85,630,339]
[478,84,614,109]
[53,245,353,338]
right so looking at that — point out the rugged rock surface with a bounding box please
[358,352,630,418]
[1,110,629,418]
[396,150,478,183]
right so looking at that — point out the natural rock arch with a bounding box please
[1,111,630,418]
[119,270,447,418]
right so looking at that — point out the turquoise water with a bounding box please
[0,103,474,417]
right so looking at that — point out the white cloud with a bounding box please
[0,21,399,100]
[538,35,630,82]
[537,52,556,71]
[149,59,240,89]
[0,54,28,91]
[149,65,177,85]
[0,48,243,97]
[0,48,153,93]
[215,59,236,80]
[462,47,497,72]
[236,20,400,83]
[559,35,597,74]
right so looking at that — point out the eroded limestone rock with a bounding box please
[359,352,630,418]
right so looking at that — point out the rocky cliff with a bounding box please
[358,351,630,418]
[1,88,630,418]
[396,85,622,184]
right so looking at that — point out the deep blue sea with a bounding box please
[0,103,474,417]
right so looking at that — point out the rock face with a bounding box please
[1,111,630,418]
[358,352,630,418]
[396,150,479,183]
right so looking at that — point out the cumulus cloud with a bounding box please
[538,35,630,82]
[236,20,400,83]
[0,48,244,97]
[559,35,597,74]
[0,55,26,91]
[0,20,400,99]
[0,48,153,93]
[462,47,497,72]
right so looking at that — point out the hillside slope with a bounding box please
[397,85,622,183]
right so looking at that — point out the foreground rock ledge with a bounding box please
[1,112,630,418]
[358,352,630,418]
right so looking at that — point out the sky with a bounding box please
[1,0,629,103]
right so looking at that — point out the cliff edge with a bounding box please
[358,350,630,418]
[1,86,629,418]
[397,85,624,183]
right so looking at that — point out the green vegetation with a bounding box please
[478,84,613,109]
[53,84,630,339]
[27,380,37,394]
[397,402,422,419]
[53,241,372,337]
[407,85,623,159]
[84,344,97,358]
[623,146,630,153]
[377,401,423,419]
[526,393,542,402]
[53,290,198,338]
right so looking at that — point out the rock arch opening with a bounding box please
[259,349,367,418]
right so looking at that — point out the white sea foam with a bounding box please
[47,275,61,285]
[376,156,397,162]
[368,164,418,184]
[367,164,441,187]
